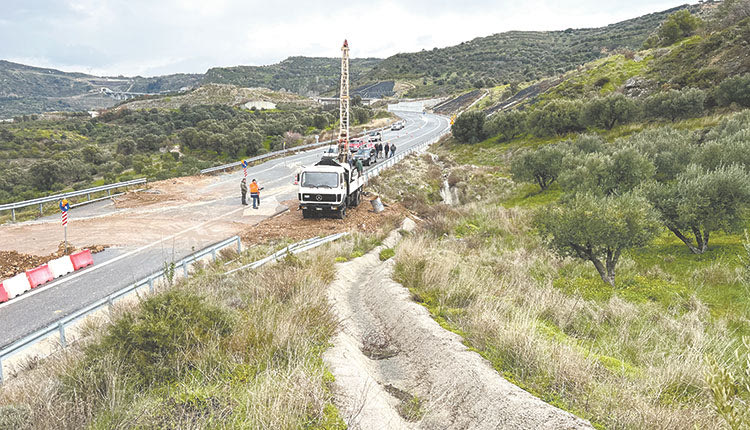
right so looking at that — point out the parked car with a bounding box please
[349,137,365,152]
[353,147,377,166]
[368,131,382,142]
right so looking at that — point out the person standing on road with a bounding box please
[240,178,248,206]
[376,142,382,158]
[390,143,397,158]
[384,142,390,158]
[249,178,261,209]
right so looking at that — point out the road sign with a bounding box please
[241,160,248,177]
[59,199,69,253]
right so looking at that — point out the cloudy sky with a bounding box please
[1,0,689,77]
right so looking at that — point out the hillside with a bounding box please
[362,4,700,97]
[203,56,382,96]
[0,60,202,118]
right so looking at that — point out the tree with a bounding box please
[656,10,703,46]
[116,138,137,155]
[714,74,750,108]
[29,160,65,191]
[313,114,329,130]
[643,164,750,254]
[484,110,526,142]
[559,147,655,196]
[510,144,566,190]
[527,99,583,137]
[535,193,660,286]
[451,111,487,144]
[627,127,697,182]
[644,88,706,122]
[581,93,640,130]
[713,0,750,27]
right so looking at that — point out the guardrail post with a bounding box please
[107,296,114,311]
[236,237,242,253]
[11,208,15,222]
[107,189,111,197]
[148,277,154,293]
[211,248,217,262]
[38,203,43,216]
[182,260,188,278]
[58,322,67,348]
[87,193,91,201]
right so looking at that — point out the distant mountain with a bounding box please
[360,4,699,97]
[0,60,202,118]
[203,56,382,97]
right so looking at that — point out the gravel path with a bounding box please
[324,219,593,429]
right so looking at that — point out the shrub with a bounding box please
[581,93,640,130]
[644,88,706,122]
[451,111,487,144]
[714,74,750,108]
[379,248,396,261]
[559,147,655,196]
[484,110,526,142]
[527,99,584,137]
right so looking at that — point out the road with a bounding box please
[0,111,450,349]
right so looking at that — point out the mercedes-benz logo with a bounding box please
[316,194,322,201]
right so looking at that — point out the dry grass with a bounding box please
[0,233,389,429]
[375,148,748,429]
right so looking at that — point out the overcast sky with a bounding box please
[1,0,690,77]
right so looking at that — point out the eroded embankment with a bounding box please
[324,218,593,429]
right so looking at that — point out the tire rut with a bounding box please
[324,218,593,429]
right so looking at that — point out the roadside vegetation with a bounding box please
[0,229,400,429]
[0,98,387,205]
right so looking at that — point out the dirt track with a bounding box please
[324,219,593,429]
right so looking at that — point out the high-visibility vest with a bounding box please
[249,182,259,193]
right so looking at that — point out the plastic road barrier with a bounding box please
[0,283,7,303]
[26,265,54,288]
[48,256,75,278]
[70,249,93,270]
[3,273,31,299]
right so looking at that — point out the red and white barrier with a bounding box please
[49,255,75,278]
[70,250,93,270]
[0,249,95,305]
[4,273,32,299]
[26,265,54,288]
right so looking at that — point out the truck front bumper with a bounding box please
[299,203,344,212]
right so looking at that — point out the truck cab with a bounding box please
[297,158,364,219]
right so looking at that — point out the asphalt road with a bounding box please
[0,111,450,349]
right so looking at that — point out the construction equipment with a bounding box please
[297,40,364,219]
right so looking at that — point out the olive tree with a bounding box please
[581,93,640,130]
[452,111,487,144]
[714,74,750,108]
[644,88,706,122]
[510,144,566,190]
[643,164,750,254]
[527,99,584,137]
[627,127,697,182]
[535,192,660,286]
[559,147,655,196]
[484,110,526,142]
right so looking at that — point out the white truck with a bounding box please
[297,157,364,219]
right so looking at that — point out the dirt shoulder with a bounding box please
[240,198,407,245]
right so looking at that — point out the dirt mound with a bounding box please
[0,243,108,279]
[241,198,407,245]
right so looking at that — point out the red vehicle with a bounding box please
[348,137,365,153]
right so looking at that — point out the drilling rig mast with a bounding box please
[338,39,350,163]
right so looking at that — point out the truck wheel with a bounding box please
[337,206,346,219]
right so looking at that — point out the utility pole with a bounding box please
[338,39,351,164]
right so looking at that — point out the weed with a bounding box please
[379,248,395,261]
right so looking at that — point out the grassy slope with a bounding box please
[0,231,395,429]
[367,118,749,428]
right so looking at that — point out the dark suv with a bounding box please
[353,147,377,166]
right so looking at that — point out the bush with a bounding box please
[714,74,750,108]
[527,99,584,137]
[581,93,640,130]
[644,88,706,122]
[483,110,526,142]
[451,111,487,144]
[559,147,655,196]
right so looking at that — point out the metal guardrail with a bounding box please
[0,178,147,222]
[0,235,241,385]
[200,125,394,175]
[363,125,451,183]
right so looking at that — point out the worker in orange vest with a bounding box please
[249,178,262,209]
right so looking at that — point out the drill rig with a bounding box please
[296,40,364,219]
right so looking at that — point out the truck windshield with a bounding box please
[301,172,338,188]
